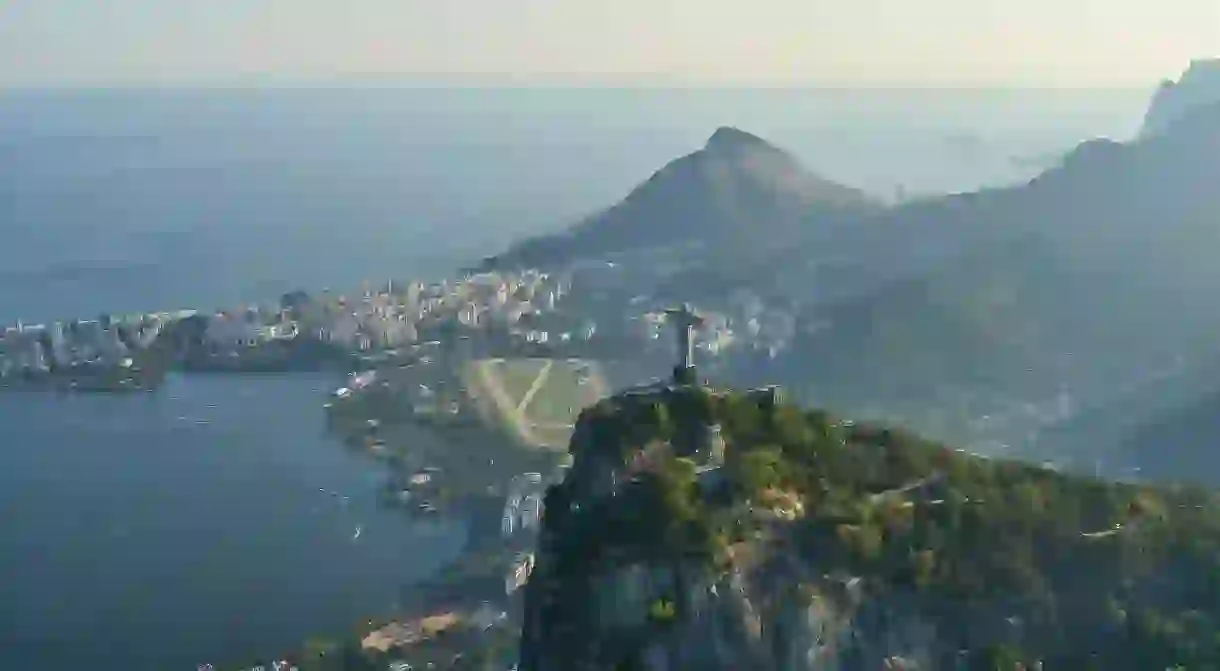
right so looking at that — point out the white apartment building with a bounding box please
[457,302,483,327]
[364,315,416,349]
[322,314,363,348]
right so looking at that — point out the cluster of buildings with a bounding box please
[501,472,545,539]
[550,256,799,360]
[0,267,586,382]
[2,263,800,381]
[439,269,595,348]
[199,308,299,351]
[621,288,797,363]
[0,312,177,378]
[200,269,580,356]
[1,262,801,388]
[630,308,735,357]
[444,269,569,328]
[196,294,409,354]
[224,661,296,671]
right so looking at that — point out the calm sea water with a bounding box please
[0,374,466,670]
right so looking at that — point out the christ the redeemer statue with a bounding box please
[665,302,704,384]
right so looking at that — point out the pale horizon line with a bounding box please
[1,74,1159,94]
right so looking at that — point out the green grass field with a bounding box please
[496,359,549,406]
[523,361,601,427]
[458,357,610,450]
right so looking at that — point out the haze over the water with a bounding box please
[2,0,1216,88]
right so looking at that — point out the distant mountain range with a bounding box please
[1141,58,1220,138]
[790,105,1220,458]
[1034,352,1220,482]
[481,64,1220,480]
[773,104,1220,436]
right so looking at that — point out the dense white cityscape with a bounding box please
[1,264,800,382]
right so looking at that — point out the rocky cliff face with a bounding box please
[518,493,979,670]
[518,384,1220,669]
[516,388,967,671]
[1141,59,1220,138]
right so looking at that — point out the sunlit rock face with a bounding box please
[514,390,953,671]
[518,556,771,669]
[518,537,957,670]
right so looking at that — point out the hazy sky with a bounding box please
[1,0,1217,87]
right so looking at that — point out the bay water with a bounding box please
[0,373,467,670]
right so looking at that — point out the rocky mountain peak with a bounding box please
[477,127,881,272]
[1140,58,1220,138]
[703,126,783,155]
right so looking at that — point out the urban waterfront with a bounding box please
[0,372,467,671]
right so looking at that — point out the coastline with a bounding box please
[263,356,582,670]
[3,271,613,670]
[0,371,469,671]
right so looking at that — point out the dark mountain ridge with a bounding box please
[478,126,884,272]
